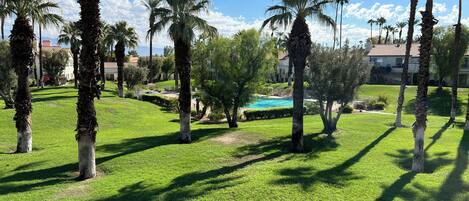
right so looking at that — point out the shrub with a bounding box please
[125,91,136,99]
[377,95,389,105]
[244,107,294,121]
[141,94,178,111]
[304,101,320,115]
[342,105,353,114]
[371,101,387,110]
[353,101,366,110]
[208,107,225,121]
[124,65,147,90]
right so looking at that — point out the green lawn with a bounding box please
[1,85,469,200]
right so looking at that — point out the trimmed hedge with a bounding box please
[244,103,319,121]
[141,94,178,111]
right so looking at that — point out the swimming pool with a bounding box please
[244,98,293,109]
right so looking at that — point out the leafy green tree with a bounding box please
[42,50,69,85]
[76,0,101,180]
[0,41,16,109]
[262,0,334,152]
[432,27,453,90]
[161,55,174,81]
[108,21,138,97]
[193,29,275,128]
[152,0,217,143]
[139,56,163,82]
[306,43,369,136]
[124,65,147,90]
[58,21,81,88]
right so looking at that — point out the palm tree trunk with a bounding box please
[395,0,418,127]
[175,38,191,143]
[370,24,373,43]
[399,29,403,45]
[412,0,436,173]
[287,57,293,86]
[288,17,311,153]
[73,51,79,88]
[333,3,338,49]
[174,67,179,91]
[39,25,44,88]
[115,41,125,98]
[11,17,34,153]
[385,31,389,44]
[100,53,106,89]
[378,25,382,44]
[149,31,153,82]
[450,0,462,122]
[1,17,4,40]
[339,3,344,49]
[77,0,100,180]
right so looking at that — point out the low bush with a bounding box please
[377,95,389,105]
[342,105,353,114]
[208,107,225,121]
[125,91,136,99]
[141,94,179,111]
[244,102,319,121]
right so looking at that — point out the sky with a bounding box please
[2,0,469,56]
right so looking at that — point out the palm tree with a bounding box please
[262,0,334,152]
[337,0,348,48]
[98,21,110,89]
[367,19,376,44]
[76,0,101,180]
[0,0,9,40]
[6,0,35,153]
[395,0,419,128]
[450,0,463,122]
[108,21,138,98]
[396,21,407,45]
[58,22,81,88]
[32,0,63,88]
[142,0,164,83]
[383,25,393,44]
[377,17,386,44]
[152,0,217,143]
[413,0,437,173]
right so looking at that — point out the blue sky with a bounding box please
[3,0,469,55]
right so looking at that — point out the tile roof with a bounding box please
[368,44,469,57]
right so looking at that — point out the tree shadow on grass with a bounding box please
[0,128,230,196]
[405,89,464,116]
[97,133,339,200]
[32,95,113,103]
[271,127,396,190]
[378,122,456,201]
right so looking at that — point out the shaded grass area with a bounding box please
[0,86,469,200]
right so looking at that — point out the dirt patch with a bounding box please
[210,132,261,145]
[54,168,106,200]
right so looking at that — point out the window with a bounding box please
[465,58,469,68]
[395,58,403,67]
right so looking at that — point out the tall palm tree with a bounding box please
[58,22,81,88]
[6,0,35,153]
[395,0,419,128]
[142,0,164,82]
[98,21,110,89]
[450,0,463,122]
[396,21,407,45]
[413,0,437,173]
[153,0,217,143]
[262,0,334,152]
[383,25,393,44]
[377,17,386,44]
[108,21,138,98]
[76,0,101,180]
[337,0,348,48]
[32,0,63,88]
[367,19,376,44]
[0,0,9,40]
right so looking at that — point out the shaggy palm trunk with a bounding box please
[395,0,418,127]
[149,31,153,82]
[287,57,293,86]
[99,53,106,89]
[175,38,192,143]
[115,41,125,98]
[73,51,79,88]
[450,0,462,122]
[288,17,311,153]
[77,0,101,180]
[385,31,389,44]
[38,25,44,88]
[333,3,338,48]
[11,17,34,153]
[412,0,436,173]
[174,68,179,91]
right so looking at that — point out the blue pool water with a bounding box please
[245,98,293,109]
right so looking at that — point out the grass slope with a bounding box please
[0,85,468,200]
